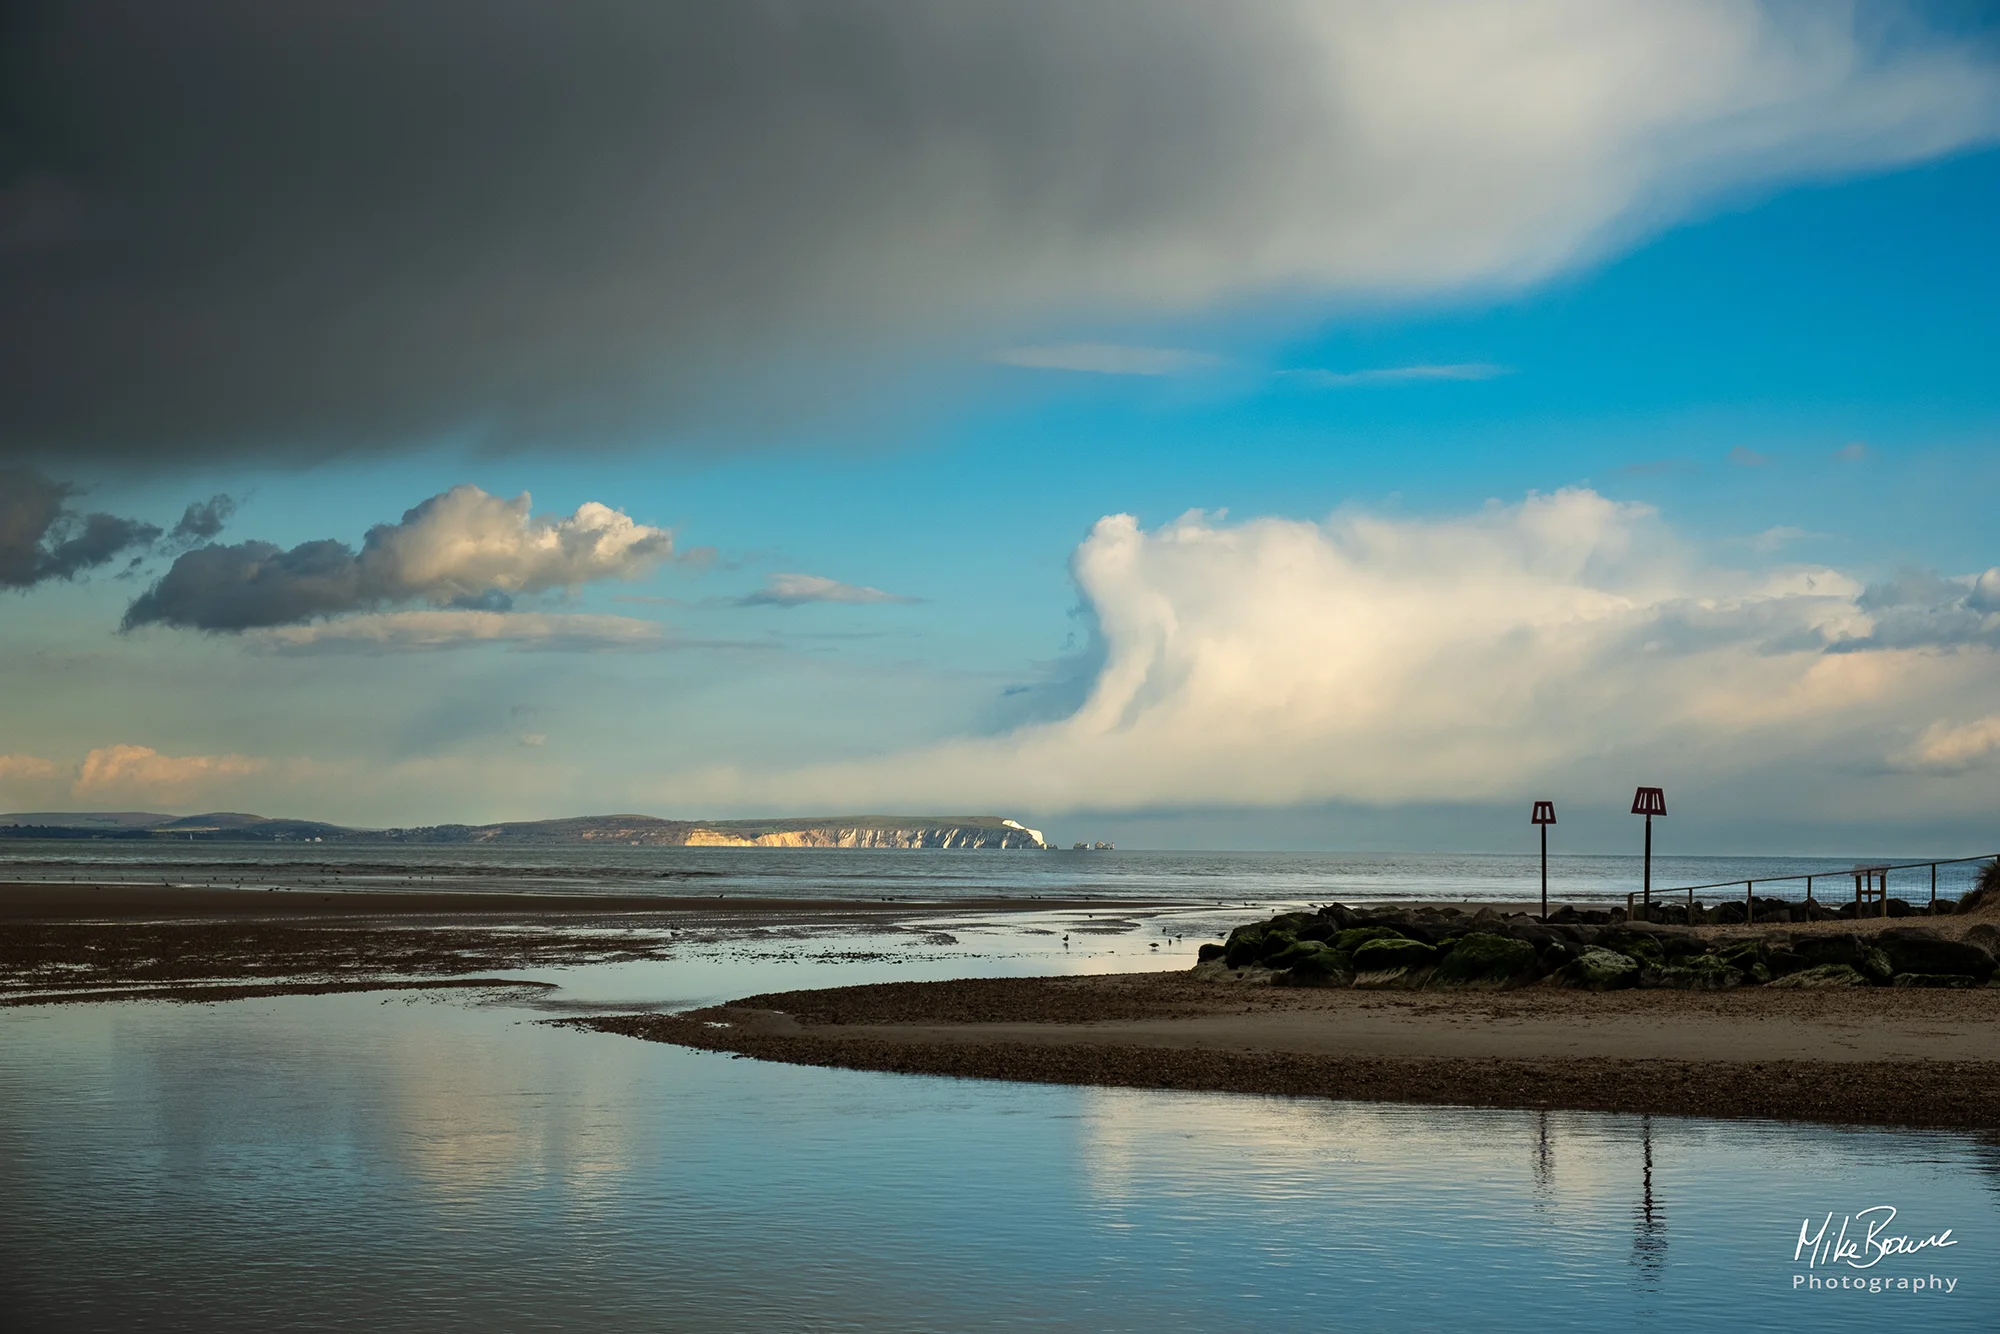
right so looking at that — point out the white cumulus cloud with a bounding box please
[1896,714,2000,773]
[0,754,60,782]
[653,490,1999,818]
[72,744,268,803]
[125,486,674,631]
[360,488,672,603]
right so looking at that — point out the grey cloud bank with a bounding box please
[734,574,920,608]
[2,467,160,588]
[4,1,1995,467]
[1830,568,2000,652]
[171,495,236,544]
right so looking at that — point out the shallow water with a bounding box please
[5,842,1985,906]
[1,923,1993,1331]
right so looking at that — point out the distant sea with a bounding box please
[1,841,1985,905]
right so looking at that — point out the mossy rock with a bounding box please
[1790,934,1894,981]
[1606,932,1667,967]
[1266,938,1333,969]
[1281,948,1354,988]
[1562,947,1640,990]
[1253,931,1303,965]
[1715,941,1766,969]
[1333,926,1407,953]
[1890,972,1978,988]
[1874,930,1996,983]
[1222,931,1266,969]
[1766,948,1811,978]
[1658,934,1710,961]
[1707,948,1773,985]
[1431,932,1536,987]
[1349,937,1437,972]
[1196,942,1225,963]
[1645,958,1745,990]
[1769,963,1870,989]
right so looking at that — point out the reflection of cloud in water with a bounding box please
[379,1020,647,1207]
[1073,1089,1681,1228]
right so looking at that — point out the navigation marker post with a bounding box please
[1531,801,1557,923]
[1631,787,1666,920]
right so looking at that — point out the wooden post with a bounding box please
[1806,875,1813,917]
[1854,872,1861,913]
[1540,822,1548,924]
[1686,883,1694,923]
[1642,813,1653,916]
[1626,891,1635,920]
[1882,868,1890,919]
[1931,862,1937,913]
[1746,880,1753,922]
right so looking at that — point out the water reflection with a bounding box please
[0,948,1993,1331]
[1533,1108,1553,1203]
[1631,1117,1667,1288]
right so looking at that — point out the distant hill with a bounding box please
[374,814,1047,849]
[0,811,1048,848]
[0,811,352,842]
[0,811,178,829]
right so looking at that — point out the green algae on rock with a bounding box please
[1431,932,1536,987]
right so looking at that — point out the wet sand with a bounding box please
[18,879,1999,1127]
[0,881,1178,1005]
[0,881,1152,921]
[574,972,2000,1129]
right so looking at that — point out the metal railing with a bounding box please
[1628,852,1996,921]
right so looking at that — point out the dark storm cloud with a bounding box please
[3,2,1994,468]
[0,466,161,588]
[171,495,236,543]
[123,538,364,631]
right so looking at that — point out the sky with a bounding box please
[3,1,1999,853]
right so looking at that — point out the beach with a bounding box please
[582,969,2000,1129]
[11,877,1996,1130]
[0,879,1181,1005]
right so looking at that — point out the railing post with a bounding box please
[1931,862,1937,913]
[1882,868,1890,919]
[1805,875,1813,917]
[1746,879,1753,922]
